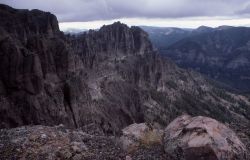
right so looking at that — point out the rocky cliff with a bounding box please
[0,4,250,140]
[0,4,77,128]
[0,4,250,159]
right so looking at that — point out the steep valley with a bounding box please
[145,26,250,92]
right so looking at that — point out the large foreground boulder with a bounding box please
[164,115,248,160]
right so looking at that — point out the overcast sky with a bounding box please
[1,0,250,30]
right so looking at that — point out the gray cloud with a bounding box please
[237,3,250,15]
[1,0,250,22]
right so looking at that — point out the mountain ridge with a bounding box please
[163,26,250,92]
[0,4,249,136]
[0,4,250,159]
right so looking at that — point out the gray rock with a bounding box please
[120,123,163,151]
[71,141,88,153]
[126,155,132,160]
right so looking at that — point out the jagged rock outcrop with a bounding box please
[0,4,86,129]
[67,21,153,69]
[0,4,250,150]
[164,115,248,160]
[0,4,59,37]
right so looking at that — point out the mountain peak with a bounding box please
[101,21,127,29]
[83,21,153,56]
[195,25,214,32]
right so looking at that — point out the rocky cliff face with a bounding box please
[0,4,250,142]
[0,4,77,128]
[0,4,59,37]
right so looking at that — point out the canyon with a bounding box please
[0,4,250,159]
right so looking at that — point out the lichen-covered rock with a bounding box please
[122,123,149,139]
[163,115,248,160]
[120,123,163,152]
[120,123,149,151]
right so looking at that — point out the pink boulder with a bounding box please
[164,115,248,160]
